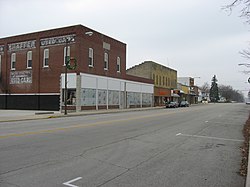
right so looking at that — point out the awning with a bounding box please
[171,93,180,97]
[179,90,185,94]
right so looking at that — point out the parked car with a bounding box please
[166,101,178,108]
[179,101,189,107]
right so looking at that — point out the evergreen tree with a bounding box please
[210,75,220,102]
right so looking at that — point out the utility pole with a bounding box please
[64,39,69,115]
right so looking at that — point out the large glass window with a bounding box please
[11,53,16,70]
[89,48,94,67]
[104,52,108,70]
[27,51,32,69]
[43,49,49,67]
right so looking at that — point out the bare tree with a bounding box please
[224,0,250,23]
[219,84,245,102]
[240,48,250,59]
[200,82,210,94]
[224,1,250,59]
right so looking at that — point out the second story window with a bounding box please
[43,49,49,67]
[104,52,108,70]
[11,53,16,70]
[117,57,121,72]
[27,51,32,69]
[89,48,94,67]
[64,46,70,66]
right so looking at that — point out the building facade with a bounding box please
[0,25,154,110]
[126,61,177,106]
[61,73,153,111]
[177,77,198,104]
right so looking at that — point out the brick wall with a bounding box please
[0,25,127,94]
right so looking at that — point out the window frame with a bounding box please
[43,48,49,67]
[104,52,108,70]
[117,56,121,73]
[26,51,32,69]
[88,48,94,67]
[11,53,16,70]
[64,46,70,66]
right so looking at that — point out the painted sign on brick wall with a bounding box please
[10,70,32,84]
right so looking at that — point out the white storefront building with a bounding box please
[61,73,154,112]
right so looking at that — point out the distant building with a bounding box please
[127,61,177,106]
[177,77,198,104]
[0,25,154,110]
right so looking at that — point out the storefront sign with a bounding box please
[10,70,32,84]
[40,34,76,47]
[8,40,36,52]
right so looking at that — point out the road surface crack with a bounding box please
[0,161,50,176]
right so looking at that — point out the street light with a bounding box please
[64,35,77,115]
[64,38,72,115]
[85,31,93,36]
[64,31,93,115]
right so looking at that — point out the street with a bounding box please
[0,103,248,187]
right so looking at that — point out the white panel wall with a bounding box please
[62,73,154,94]
[98,78,108,90]
[61,73,76,88]
[126,81,153,93]
[141,84,154,93]
[61,73,154,110]
[108,79,121,91]
[126,82,141,92]
[120,81,125,92]
[81,74,97,89]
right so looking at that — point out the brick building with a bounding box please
[127,61,177,106]
[0,25,154,110]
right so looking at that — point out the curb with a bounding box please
[0,106,165,123]
[246,141,250,187]
[0,104,201,123]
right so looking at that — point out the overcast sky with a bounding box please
[1,0,250,96]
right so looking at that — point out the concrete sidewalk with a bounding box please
[0,107,164,123]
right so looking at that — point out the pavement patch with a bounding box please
[176,133,243,142]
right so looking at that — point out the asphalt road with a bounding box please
[0,103,249,187]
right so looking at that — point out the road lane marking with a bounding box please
[0,107,203,139]
[63,177,82,187]
[0,110,179,139]
[176,133,243,142]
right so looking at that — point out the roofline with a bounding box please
[0,24,127,45]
